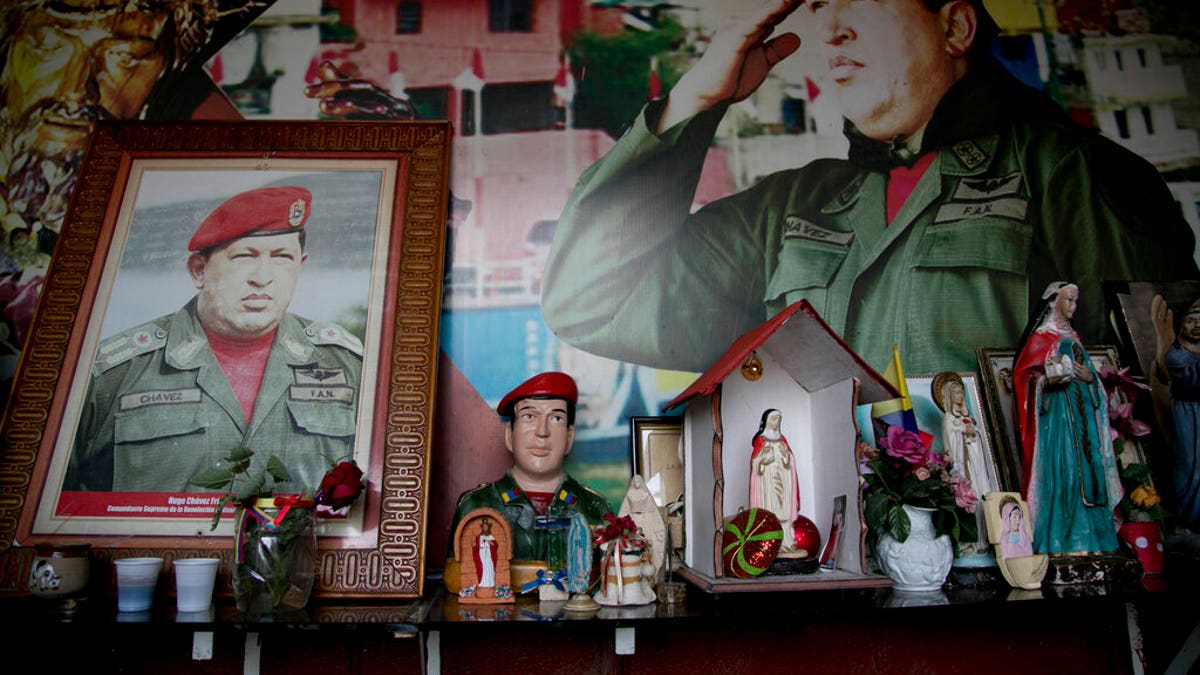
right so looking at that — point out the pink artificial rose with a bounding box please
[882,426,925,464]
[950,476,979,514]
[927,451,951,470]
[914,466,932,481]
[1108,399,1151,441]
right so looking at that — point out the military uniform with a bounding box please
[542,61,1200,374]
[449,471,612,561]
[66,297,363,492]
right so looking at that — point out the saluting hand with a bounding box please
[657,0,804,133]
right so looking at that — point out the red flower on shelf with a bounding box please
[593,512,646,548]
[190,448,367,528]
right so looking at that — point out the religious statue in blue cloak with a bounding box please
[1013,282,1122,556]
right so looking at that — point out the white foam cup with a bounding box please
[114,557,163,612]
[173,558,219,613]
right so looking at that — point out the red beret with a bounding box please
[188,186,312,252]
[497,371,578,417]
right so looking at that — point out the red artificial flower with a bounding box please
[314,461,364,508]
[593,512,640,545]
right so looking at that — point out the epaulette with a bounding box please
[453,482,496,508]
[580,483,609,502]
[92,322,168,374]
[304,321,364,357]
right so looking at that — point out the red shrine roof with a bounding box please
[663,300,899,412]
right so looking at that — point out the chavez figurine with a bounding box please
[448,371,612,564]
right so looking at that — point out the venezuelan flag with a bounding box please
[869,346,933,449]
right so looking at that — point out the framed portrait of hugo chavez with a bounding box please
[0,120,451,599]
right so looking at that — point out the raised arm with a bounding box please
[1150,294,1176,371]
[657,0,803,132]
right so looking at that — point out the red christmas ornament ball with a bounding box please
[721,508,783,578]
[791,514,822,557]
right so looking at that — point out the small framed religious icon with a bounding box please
[819,495,847,571]
[983,492,1047,590]
[629,416,684,509]
[453,507,515,604]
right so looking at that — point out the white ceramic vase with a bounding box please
[876,504,953,592]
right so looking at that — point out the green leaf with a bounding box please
[1120,462,1152,484]
[885,505,910,542]
[265,455,292,483]
[236,472,266,502]
[224,446,255,463]
[940,510,961,545]
[208,494,236,531]
[960,512,978,542]
[189,467,234,490]
[864,492,887,532]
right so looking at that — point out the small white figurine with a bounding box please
[619,474,667,584]
[932,371,993,559]
[749,409,801,551]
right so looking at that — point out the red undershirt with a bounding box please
[886,152,936,225]
[204,327,277,423]
[526,491,554,515]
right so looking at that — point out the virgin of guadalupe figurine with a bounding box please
[1013,282,1122,557]
[932,371,992,557]
[749,409,801,551]
[565,512,594,595]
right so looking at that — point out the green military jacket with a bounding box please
[542,62,1199,375]
[449,471,613,562]
[66,296,364,492]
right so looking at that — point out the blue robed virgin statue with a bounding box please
[1013,282,1122,556]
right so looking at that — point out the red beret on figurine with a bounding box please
[496,371,578,418]
[188,185,312,252]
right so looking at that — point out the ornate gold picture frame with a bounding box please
[0,120,451,599]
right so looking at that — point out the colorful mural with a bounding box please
[3,0,1200,560]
